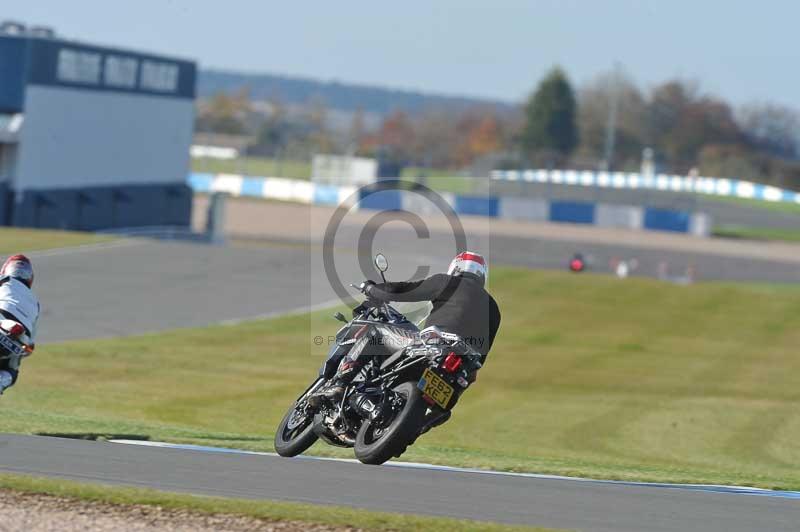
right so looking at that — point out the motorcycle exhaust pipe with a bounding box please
[349,391,384,421]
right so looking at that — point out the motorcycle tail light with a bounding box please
[442,352,463,373]
[3,323,23,337]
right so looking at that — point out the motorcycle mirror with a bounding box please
[374,253,389,273]
[333,312,348,323]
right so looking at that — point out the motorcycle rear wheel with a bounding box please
[354,381,427,465]
[274,399,318,457]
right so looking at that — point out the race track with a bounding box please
[0,434,798,532]
[9,216,800,531]
[29,225,800,343]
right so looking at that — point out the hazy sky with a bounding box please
[6,1,798,108]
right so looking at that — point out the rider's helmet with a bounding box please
[1,254,34,288]
[447,251,487,285]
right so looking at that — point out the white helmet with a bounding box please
[447,251,487,284]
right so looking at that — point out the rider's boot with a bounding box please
[307,360,359,408]
[0,370,13,395]
[419,410,451,436]
[406,410,451,448]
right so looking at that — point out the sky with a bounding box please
[5,0,798,108]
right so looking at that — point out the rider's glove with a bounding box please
[359,280,376,296]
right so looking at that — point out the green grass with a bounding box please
[0,227,115,255]
[0,474,554,532]
[704,194,800,215]
[192,156,312,179]
[4,268,800,490]
[713,225,800,243]
[401,170,483,194]
[709,281,800,294]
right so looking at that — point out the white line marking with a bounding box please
[108,440,800,499]
[216,299,342,326]
[25,239,144,258]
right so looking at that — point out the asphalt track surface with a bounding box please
[0,434,798,532]
[29,239,322,343]
[7,221,800,531]
[30,222,800,343]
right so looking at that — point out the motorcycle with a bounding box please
[0,319,33,393]
[274,253,482,465]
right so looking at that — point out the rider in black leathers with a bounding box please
[311,252,500,431]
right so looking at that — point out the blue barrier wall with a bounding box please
[454,196,499,217]
[239,177,265,197]
[358,188,403,211]
[549,201,596,224]
[313,184,341,205]
[188,173,214,193]
[643,208,690,233]
[11,184,192,230]
[187,174,709,236]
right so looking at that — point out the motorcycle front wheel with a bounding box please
[274,393,319,457]
[354,381,427,465]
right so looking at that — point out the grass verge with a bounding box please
[0,473,554,532]
[713,225,800,243]
[704,194,800,215]
[4,268,800,490]
[0,227,115,255]
[192,156,312,180]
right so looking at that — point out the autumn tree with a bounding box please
[409,110,460,168]
[195,88,252,135]
[376,111,416,163]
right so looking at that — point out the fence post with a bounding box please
[206,192,228,244]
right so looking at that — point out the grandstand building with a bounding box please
[0,26,196,230]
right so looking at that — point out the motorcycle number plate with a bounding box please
[418,368,454,410]
[0,333,23,357]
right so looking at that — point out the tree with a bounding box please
[452,111,504,166]
[348,107,367,153]
[377,111,416,163]
[697,144,766,181]
[305,96,333,154]
[646,81,742,172]
[520,67,578,164]
[576,70,647,170]
[737,103,800,160]
[410,110,460,168]
[253,97,288,156]
[195,88,251,135]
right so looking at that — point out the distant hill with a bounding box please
[198,69,515,116]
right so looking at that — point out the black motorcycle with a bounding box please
[274,254,482,465]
